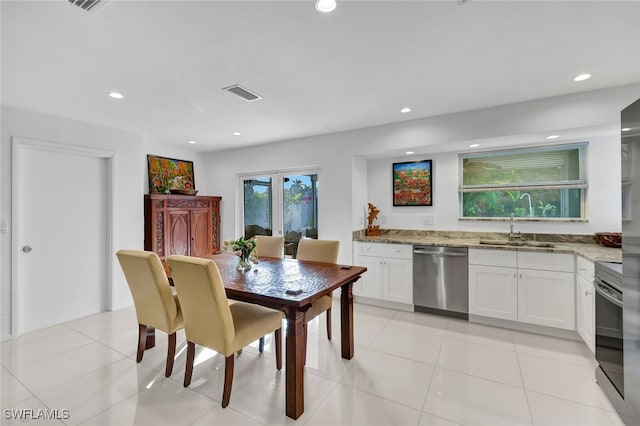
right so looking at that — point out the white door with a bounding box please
[17,143,108,333]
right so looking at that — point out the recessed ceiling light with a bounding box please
[546,135,560,140]
[108,91,124,99]
[405,151,415,155]
[232,131,241,136]
[469,144,480,148]
[622,128,631,132]
[573,73,591,82]
[315,0,336,13]
[187,140,197,144]
[400,107,412,114]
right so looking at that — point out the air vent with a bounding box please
[68,0,101,12]
[222,85,262,103]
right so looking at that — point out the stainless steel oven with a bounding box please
[595,261,624,399]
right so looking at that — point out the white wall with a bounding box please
[204,85,639,265]
[0,107,208,339]
[368,134,621,234]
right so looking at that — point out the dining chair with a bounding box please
[115,249,184,377]
[167,255,283,408]
[296,239,340,346]
[255,235,285,259]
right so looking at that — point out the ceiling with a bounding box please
[2,0,639,153]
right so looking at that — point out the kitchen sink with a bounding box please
[478,240,555,248]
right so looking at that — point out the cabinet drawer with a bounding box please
[576,255,595,282]
[355,242,412,259]
[469,248,517,268]
[518,251,574,273]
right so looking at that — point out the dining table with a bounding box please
[197,253,366,419]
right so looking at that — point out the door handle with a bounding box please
[22,245,32,253]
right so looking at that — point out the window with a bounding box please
[459,143,587,219]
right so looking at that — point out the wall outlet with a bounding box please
[423,216,434,226]
[0,220,7,234]
[380,215,388,225]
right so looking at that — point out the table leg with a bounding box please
[340,281,354,359]
[145,326,156,349]
[285,309,305,419]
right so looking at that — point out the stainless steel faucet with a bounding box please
[509,212,515,242]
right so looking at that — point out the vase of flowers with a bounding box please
[224,236,257,272]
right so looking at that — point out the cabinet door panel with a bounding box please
[517,269,575,329]
[167,211,190,256]
[384,258,413,304]
[577,275,595,353]
[190,209,212,257]
[355,255,383,299]
[469,265,517,320]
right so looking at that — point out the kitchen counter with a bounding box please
[353,230,621,263]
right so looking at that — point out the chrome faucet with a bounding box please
[509,212,515,242]
[520,193,533,217]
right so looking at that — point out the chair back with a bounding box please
[116,249,178,331]
[167,255,235,352]
[255,235,284,259]
[296,239,340,264]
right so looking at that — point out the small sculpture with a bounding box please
[366,203,381,236]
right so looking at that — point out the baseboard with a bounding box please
[469,314,582,341]
[354,296,414,312]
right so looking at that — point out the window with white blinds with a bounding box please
[459,143,587,219]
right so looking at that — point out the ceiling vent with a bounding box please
[222,85,262,103]
[68,0,101,12]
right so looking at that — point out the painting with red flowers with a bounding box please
[393,160,433,206]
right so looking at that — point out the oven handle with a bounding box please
[594,279,623,308]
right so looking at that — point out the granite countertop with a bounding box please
[353,230,621,263]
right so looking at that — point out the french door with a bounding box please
[239,168,319,258]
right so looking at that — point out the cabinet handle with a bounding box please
[585,290,592,296]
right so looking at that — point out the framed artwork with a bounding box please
[147,155,195,193]
[393,160,433,206]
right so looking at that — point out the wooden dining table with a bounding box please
[203,253,366,419]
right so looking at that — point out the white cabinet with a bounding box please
[576,256,595,353]
[469,248,575,330]
[353,242,413,305]
[469,264,518,320]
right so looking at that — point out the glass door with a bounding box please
[242,176,274,238]
[239,169,319,258]
[283,173,318,257]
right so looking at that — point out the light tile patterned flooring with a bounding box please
[0,302,626,425]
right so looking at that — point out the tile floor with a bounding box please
[0,302,626,426]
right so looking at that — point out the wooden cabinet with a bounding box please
[144,194,222,261]
[353,242,413,306]
[469,248,575,330]
[576,256,595,353]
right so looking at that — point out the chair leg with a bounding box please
[258,336,265,353]
[165,332,176,377]
[326,307,332,341]
[275,328,282,370]
[222,354,235,408]
[136,324,147,362]
[184,342,195,387]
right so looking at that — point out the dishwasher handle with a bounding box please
[413,249,467,257]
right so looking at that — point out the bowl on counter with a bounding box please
[169,188,198,196]
[595,232,622,248]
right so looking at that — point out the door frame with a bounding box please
[11,137,116,336]
[236,166,321,239]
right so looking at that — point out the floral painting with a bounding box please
[393,160,433,206]
[147,155,195,193]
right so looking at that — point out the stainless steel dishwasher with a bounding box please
[413,246,468,319]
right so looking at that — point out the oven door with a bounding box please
[595,276,624,398]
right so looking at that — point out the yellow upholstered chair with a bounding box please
[255,235,284,259]
[167,255,283,408]
[296,239,340,341]
[115,249,184,377]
